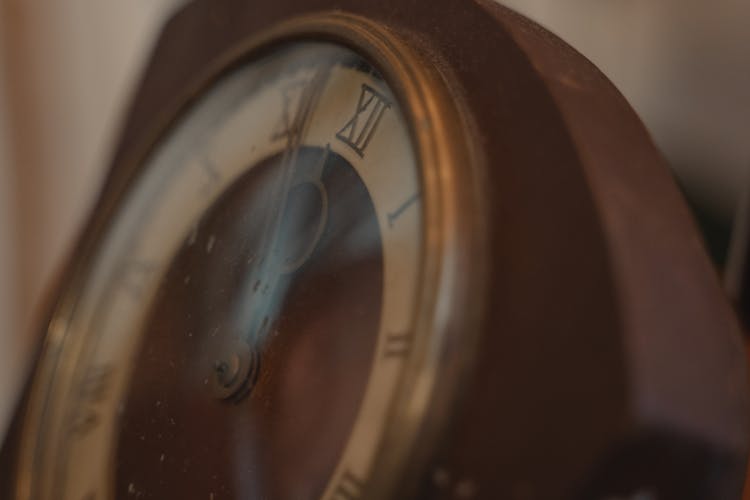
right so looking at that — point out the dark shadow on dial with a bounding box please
[115,147,383,500]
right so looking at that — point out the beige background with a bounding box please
[0,0,185,438]
[1,0,748,439]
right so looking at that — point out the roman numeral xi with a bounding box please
[336,83,391,157]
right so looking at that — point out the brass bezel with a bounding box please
[15,11,487,499]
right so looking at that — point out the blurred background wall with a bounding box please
[0,0,185,439]
[0,0,748,439]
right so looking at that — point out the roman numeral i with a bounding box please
[336,83,391,157]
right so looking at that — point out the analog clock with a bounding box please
[1,1,747,499]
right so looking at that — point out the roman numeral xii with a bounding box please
[336,83,391,157]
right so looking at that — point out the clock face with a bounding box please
[22,42,425,499]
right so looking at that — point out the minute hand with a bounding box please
[239,67,332,345]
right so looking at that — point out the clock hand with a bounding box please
[240,142,331,344]
[260,68,331,256]
[211,68,332,401]
[279,143,330,274]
